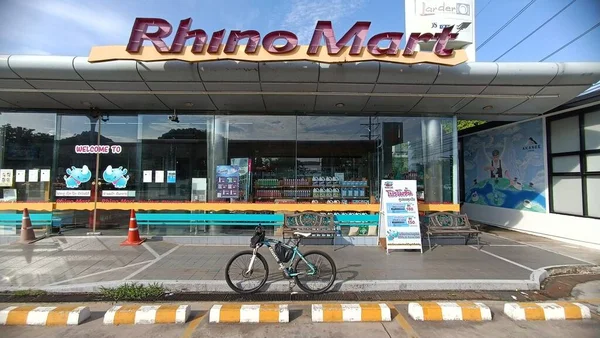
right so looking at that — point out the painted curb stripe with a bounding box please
[408,302,492,321]
[209,304,289,323]
[0,306,90,326]
[103,304,191,325]
[504,302,591,321]
[312,303,391,322]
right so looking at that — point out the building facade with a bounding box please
[460,91,600,248]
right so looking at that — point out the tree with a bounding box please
[457,120,486,131]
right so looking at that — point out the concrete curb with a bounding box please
[0,305,90,326]
[209,304,288,323]
[530,264,600,290]
[0,278,540,293]
[312,303,391,322]
[103,304,190,325]
[408,302,492,321]
[504,302,591,321]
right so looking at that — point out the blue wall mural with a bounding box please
[463,119,547,213]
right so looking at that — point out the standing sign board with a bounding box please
[379,180,423,253]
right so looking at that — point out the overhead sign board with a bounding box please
[88,18,467,66]
[405,0,474,47]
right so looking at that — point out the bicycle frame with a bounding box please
[246,238,317,278]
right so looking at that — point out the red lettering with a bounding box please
[308,21,370,55]
[433,26,458,56]
[403,33,434,56]
[208,29,226,53]
[126,18,172,53]
[225,30,261,53]
[169,18,207,53]
[367,32,403,55]
[262,31,298,53]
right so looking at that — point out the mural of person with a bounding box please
[483,137,507,182]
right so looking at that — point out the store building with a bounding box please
[0,17,599,241]
[460,88,600,249]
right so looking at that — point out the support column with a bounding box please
[423,118,443,203]
[207,116,229,201]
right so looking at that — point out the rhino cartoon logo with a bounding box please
[103,165,129,189]
[64,165,92,188]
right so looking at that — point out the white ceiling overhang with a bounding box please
[1,55,600,122]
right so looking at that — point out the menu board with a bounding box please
[216,165,240,199]
[379,180,423,253]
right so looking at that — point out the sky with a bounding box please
[0,0,599,62]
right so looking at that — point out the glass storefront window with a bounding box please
[0,111,459,207]
[139,114,209,202]
[374,116,455,203]
[297,116,373,204]
[0,111,56,202]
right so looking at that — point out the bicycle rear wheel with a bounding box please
[293,250,337,294]
[225,250,269,294]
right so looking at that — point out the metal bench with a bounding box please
[334,214,379,236]
[0,212,55,234]
[282,212,336,243]
[135,213,284,234]
[426,212,481,249]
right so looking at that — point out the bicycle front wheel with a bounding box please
[293,250,337,294]
[225,250,269,294]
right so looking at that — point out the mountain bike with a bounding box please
[224,226,337,294]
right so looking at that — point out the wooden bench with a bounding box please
[282,212,336,243]
[426,212,481,249]
[0,212,56,234]
[135,213,284,234]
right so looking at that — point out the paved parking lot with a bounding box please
[0,229,597,292]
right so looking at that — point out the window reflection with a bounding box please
[0,112,56,202]
[140,114,209,201]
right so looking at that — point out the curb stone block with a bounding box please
[504,302,591,321]
[408,302,492,321]
[0,306,91,326]
[312,303,391,322]
[209,304,288,323]
[103,304,190,325]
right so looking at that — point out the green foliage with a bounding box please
[99,282,166,301]
[457,120,486,131]
[13,289,48,297]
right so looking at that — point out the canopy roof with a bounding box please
[1,55,600,121]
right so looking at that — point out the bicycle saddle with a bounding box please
[294,232,312,238]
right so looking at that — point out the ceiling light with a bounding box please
[483,105,493,110]
[184,102,194,107]
[82,101,92,107]
[335,103,345,108]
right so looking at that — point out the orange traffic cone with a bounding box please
[121,209,145,246]
[19,208,36,244]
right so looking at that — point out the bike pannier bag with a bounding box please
[274,243,294,263]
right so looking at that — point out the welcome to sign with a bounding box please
[88,18,467,65]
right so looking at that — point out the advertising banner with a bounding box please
[216,165,240,199]
[379,180,423,253]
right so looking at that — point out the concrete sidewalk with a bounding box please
[0,230,597,293]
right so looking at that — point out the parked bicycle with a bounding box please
[225,226,337,294]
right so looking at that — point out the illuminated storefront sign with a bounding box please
[88,18,467,65]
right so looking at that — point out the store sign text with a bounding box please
[75,145,122,154]
[88,18,468,65]
[126,18,458,57]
